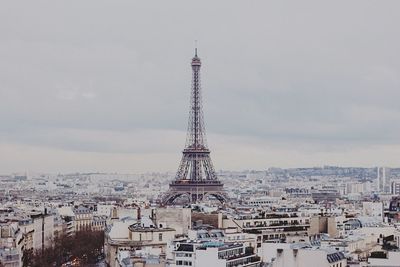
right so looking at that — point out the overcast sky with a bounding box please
[1,1,400,174]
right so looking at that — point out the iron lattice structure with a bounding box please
[163,50,226,205]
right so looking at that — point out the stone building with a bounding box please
[105,217,176,267]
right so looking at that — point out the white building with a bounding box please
[362,202,383,221]
[391,180,400,195]
[0,221,23,267]
[172,241,261,267]
[96,204,115,217]
[30,212,54,251]
[368,251,400,267]
[105,216,176,267]
[261,243,346,267]
[377,167,391,193]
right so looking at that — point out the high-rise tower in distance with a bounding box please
[162,50,226,205]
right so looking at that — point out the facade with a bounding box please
[311,186,340,203]
[0,221,23,267]
[308,216,339,238]
[73,205,94,231]
[391,181,400,195]
[222,212,310,248]
[105,218,176,267]
[368,251,400,267]
[196,243,260,267]
[243,197,280,207]
[362,202,383,221]
[116,250,166,267]
[96,204,115,217]
[154,208,191,235]
[172,242,197,267]
[172,241,260,267]
[0,209,56,267]
[346,182,365,194]
[92,215,107,231]
[30,212,54,251]
[376,167,391,193]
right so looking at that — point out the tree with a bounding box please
[23,230,104,267]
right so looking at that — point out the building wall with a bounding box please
[106,226,176,267]
[261,243,346,267]
[395,231,400,248]
[222,216,310,230]
[192,212,220,229]
[19,222,35,251]
[362,202,383,221]
[195,247,225,267]
[130,229,175,244]
[32,214,54,251]
[75,213,93,231]
[95,204,115,217]
[155,208,191,235]
[391,181,400,195]
[327,217,338,238]
[368,251,400,266]
[0,222,24,267]
[309,216,338,238]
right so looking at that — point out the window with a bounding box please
[176,260,191,266]
[159,233,163,241]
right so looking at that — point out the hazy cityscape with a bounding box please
[2,1,400,267]
[2,166,400,266]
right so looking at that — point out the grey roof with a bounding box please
[327,252,345,263]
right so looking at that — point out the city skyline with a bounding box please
[1,1,400,173]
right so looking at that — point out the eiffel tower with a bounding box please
[162,50,226,205]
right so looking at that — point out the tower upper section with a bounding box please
[191,48,201,68]
[185,49,207,150]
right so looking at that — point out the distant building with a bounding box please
[285,188,310,198]
[92,215,107,231]
[391,181,400,195]
[377,167,391,193]
[346,182,364,194]
[362,201,383,221]
[73,205,94,231]
[311,186,340,203]
[308,216,338,238]
[243,196,281,207]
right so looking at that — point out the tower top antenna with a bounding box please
[195,40,198,57]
